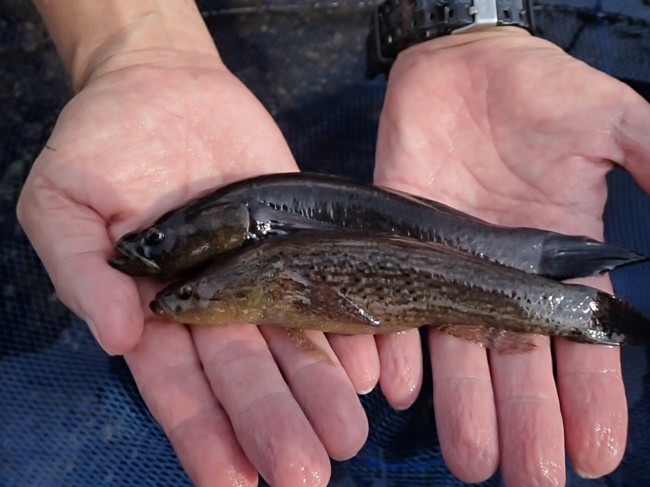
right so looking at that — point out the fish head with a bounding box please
[150,261,267,325]
[110,202,251,278]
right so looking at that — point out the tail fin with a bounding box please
[586,292,650,346]
[539,235,647,280]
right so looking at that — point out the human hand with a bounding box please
[374,28,650,485]
[17,43,375,485]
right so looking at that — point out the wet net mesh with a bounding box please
[2,0,650,485]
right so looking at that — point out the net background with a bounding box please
[1,1,650,485]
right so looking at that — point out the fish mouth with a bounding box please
[149,299,168,316]
[109,245,162,275]
[149,296,180,322]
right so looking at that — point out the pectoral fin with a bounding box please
[249,203,340,237]
[285,328,335,365]
[436,324,538,353]
[276,270,382,334]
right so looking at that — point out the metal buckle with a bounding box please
[452,0,498,34]
[365,7,393,78]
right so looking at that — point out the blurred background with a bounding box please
[1,1,650,485]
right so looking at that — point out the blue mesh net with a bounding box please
[2,1,650,485]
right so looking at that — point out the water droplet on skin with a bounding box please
[291,464,324,486]
[593,423,621,457]
[225,466,252,487]
[538,458,562,486]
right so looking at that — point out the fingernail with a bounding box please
[392,402,414,411]
[85,318,105,351]
[574,469,599,480]
[357,384,376,396]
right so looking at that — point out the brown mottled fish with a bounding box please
[150,232,650,351]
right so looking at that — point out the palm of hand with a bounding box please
[19,55,297,352]
[18,57,370,486]
[378,33,624,232]
[375,31,650,485]
[35,61,295,236]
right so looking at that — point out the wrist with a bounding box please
[366,0,535,78]
[412,26,532,51]
[33,0,220,91]
[392,26,539,73]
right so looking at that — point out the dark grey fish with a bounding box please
[150,232,650,350]
[111,172,647,280]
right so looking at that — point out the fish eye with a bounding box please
[175,285,193,300]
[144,227,165,246]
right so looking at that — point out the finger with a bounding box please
[556,340,626,478]
[192,324,331,487]
[125,319,257,487]
[327,334,380,395]
[375,330,423,410]
[17,182,142,354]
[554,276,627,478]
[615,84,650,190]
[489,337,565,487]
[428,331,499,482]
[261,327,369,460]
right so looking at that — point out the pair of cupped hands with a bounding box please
[17,28,650,486]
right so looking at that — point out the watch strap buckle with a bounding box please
[453,0,499,34]
[365,6,393,79]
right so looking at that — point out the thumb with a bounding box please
[615,83,650,192]
[17,176,143,355]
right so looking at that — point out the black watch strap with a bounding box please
[366,0,535,78]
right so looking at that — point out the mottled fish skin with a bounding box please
[150,232,650,349]
[111,172,647,279]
